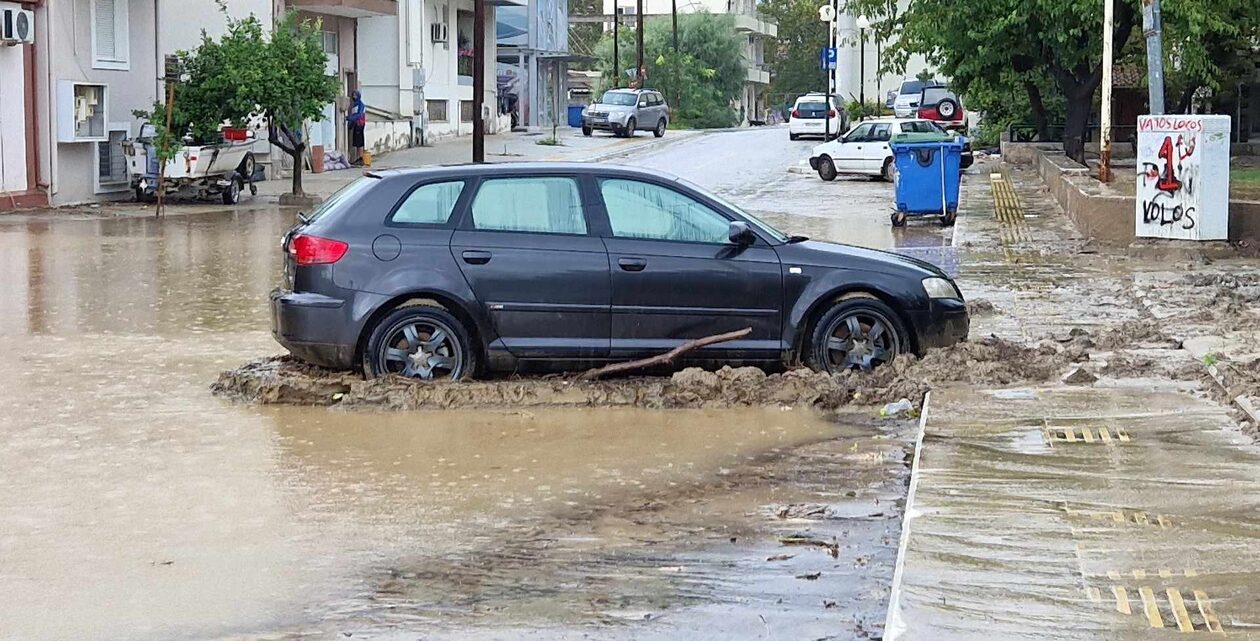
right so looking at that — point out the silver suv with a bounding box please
[582,89,670,138]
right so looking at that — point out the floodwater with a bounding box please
[0,207,909,640]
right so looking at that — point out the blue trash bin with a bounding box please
[567,104,585,128]
[888,138,964,226]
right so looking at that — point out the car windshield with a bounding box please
[599,91,638,106]
[305,176,377,223]
[899,80,926,95]
[676,177,789,243]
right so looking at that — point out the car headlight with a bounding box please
[922,277,960,299]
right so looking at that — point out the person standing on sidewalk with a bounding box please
[347,90,367,166]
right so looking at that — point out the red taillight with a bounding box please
[791,109,801,119]
[828,109,836,117]
[290,234,348,265]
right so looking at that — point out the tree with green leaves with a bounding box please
[595,13,745,128]
[153,11,338,198]
[846,0,1259,163]
[758,0,828,100]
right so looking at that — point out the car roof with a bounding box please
[366,162,681,181]
[603,88,658,94]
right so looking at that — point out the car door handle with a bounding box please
[618,257,647,272]
[461,250,492,265]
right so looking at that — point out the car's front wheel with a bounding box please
[364,306,474,381]
[622,117,637,137]
[806,295,905,373]
[817,155,838,182]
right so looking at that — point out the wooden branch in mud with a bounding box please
[577,327,752,381]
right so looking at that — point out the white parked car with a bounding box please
[788,93,846,141]
[807,118,973,182]
[892,78,942,118]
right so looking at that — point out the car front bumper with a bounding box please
[908,298,969,352]
[271,289,357,369]
[583,116,628,131]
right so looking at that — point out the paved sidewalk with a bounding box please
[257,127,705,201]
[888,383,1260,640]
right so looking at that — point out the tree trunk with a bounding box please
[1063,95,1092,165]
[1024,80,1050,140]
[289,144,305,196]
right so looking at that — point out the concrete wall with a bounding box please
[43,0,159,205]
[1028,148,1260,244]
[158,0,272,61]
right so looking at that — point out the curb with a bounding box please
[882,389,930,641]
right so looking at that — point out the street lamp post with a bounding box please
[856,15,870,109]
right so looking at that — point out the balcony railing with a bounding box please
[733,13,777,37]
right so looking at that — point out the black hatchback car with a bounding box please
[272,164,968,380]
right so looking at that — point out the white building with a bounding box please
[833,3,934,108]
[353,0,518,148]
[599,0,775,123]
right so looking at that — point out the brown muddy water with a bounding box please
[0,210,911,640]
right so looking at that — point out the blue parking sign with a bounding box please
[819,47,837,70]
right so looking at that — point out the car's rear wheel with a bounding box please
[365,306,474,381]
[807,295,905,373]
[221,176,241,205]
[654,119,666,137]
[880,158,894,182]
[817,155,838,182]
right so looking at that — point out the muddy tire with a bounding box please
[817,156,838,182]
[364,306,475,381]
[806,294,906,373]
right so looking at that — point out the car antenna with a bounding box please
[296,211,310,225]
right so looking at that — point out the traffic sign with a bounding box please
[819,47,837,70]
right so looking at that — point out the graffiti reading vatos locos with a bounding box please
[1134,115,1231,241]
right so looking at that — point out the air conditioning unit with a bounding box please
[430,22,448,43]
[1,8,35,44]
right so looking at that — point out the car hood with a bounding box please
[781,239,948,279]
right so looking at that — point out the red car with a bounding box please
[917,86,965,126]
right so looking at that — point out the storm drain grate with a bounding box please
[1042,424,1131,445]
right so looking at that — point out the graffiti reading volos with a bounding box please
[1135,115,1231,241]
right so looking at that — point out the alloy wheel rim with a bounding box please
[380,319,462,380]
[825,312,897,371]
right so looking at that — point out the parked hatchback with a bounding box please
[788,93,846,141]
[272,164,968,380]
[808,118,974,182]
[582,89,669,138]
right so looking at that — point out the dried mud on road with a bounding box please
[212,324,1179,412]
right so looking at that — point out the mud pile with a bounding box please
[213,335,1080,411]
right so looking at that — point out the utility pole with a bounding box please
[613,4,620,87]
[472,0,486,162]
[1099,0,1114,182]
[1142,0,1166,114]
[635,0,645,87]
[671,0,678,52]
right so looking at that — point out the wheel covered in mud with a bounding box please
[364,306,475,380]
[806,295,906,373]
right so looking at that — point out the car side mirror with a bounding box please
[728,221,755,245]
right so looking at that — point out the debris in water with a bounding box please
[778,535,840,558]
[795,572,822,580]
[880,398,914,418]
[766,554,795,562]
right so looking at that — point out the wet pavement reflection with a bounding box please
[0,202,907,639]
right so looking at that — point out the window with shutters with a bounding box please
[92,0,130,70]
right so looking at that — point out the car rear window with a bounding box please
[304,176,377,223]
[921,87,956,104]
[796,101,829,117]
